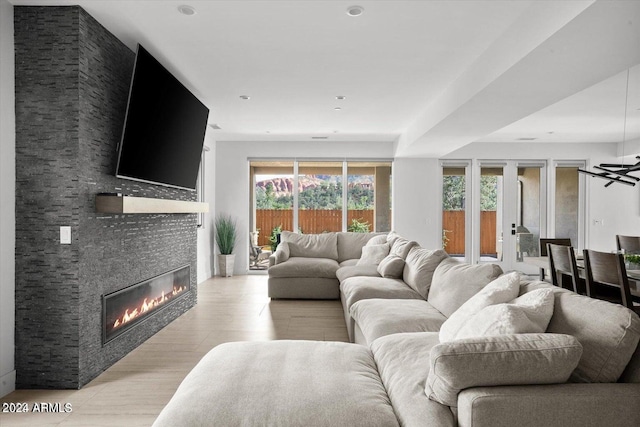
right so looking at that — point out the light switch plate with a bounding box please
[60,226,71,244]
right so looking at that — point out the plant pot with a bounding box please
[218,254,236,277]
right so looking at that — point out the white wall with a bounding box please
[392,157,443,248]
[214,140,394,275]
[586,145,640,251]
[196,134,216,284]
[0,0,15,397]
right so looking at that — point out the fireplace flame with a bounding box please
[112,286,186,331]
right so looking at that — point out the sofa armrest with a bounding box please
[270,242,290,266]
[457,383,640,427]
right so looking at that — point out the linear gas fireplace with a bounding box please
[103,265,190,344]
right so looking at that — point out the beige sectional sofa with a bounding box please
[155,232,640,427]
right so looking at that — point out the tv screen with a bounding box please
[116,45,209,191]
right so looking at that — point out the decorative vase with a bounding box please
[218,254,236,277]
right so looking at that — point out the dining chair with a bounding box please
[539,238,572,280]
[583,249,639,314]
[540,238,572,256]
[547,243,584,294]
[616,235,640,253]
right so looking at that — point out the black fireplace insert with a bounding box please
[103,265,190,344]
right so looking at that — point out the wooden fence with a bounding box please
[255,209,374,246]
[442,211,497,256]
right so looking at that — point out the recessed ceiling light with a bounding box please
[336,95,346,100]
[239,95,250,100]
[334,107,342,111]
[346,6,364,17]
[177,5,196,16]
[208,123,222,130]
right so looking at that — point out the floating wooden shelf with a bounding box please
[96,194,209,214]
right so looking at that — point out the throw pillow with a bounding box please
[376,254,405,278]
[428,258,503,317]
[439,272,520,343]
[356,244,390,266]
[402,247,449,299]
[389,237,418,260]
[453,288,555,340]
[281,231,338,260]
[425,333,583,407]
[366,234,388,246]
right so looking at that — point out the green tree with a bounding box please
[442,176,465,210]
[480,176,498,211]
[442,175,498,211]
[347,185,374,210]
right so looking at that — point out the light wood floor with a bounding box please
[0,275,349,426]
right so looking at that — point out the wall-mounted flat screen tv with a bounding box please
[116,44,209,191]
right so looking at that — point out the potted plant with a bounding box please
[269,225,282,252]
[215,213,237,277]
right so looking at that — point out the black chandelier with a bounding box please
[578,156,640,187]
[578,69,638,187]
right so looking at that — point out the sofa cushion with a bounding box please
[377,255,405,278]
[439,272,520,343]
[453,288,555,340]
[520,280,640,383]
[356,243,390,266]
[337,232,385,263]
[336,265,381,282]
[154,341,399,427]
[388,234,418,260]
[402,247,449,299]
[340,276,423,312]
[282,231,339,260]
[350,299,447,344]
[371,332,455,427]
[428,258,503,317]
[268,257,340,279]
[425,334,583,407]
[339,259,358,267]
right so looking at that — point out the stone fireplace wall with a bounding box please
[14,6,198,389]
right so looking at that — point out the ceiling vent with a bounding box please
[346,6,364,17]
[177,5,196,16]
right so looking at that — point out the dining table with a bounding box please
[523,255,640,298]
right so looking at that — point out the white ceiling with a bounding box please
[10,0,640,156]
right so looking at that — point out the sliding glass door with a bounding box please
[442,163,470,260]
[297,161,344,233]
[443,160,548,273]
[250,159,392,270]
[475,161,545,273]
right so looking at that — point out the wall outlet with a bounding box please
[593,219,604,226]
[60,226,71,244]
